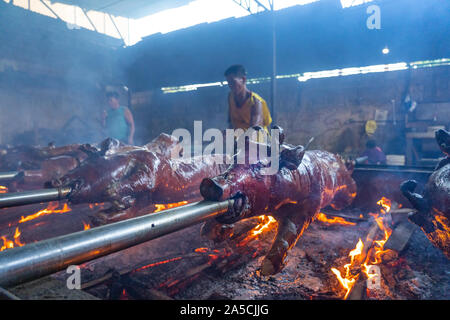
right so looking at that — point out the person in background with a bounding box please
[101,91,135,145]
[224,65,272,138]
[361,139,387,165]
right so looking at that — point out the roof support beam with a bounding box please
[81,8,98,32]
[232,0,273,14]
[39,0,62,20]
[108,13,125,45]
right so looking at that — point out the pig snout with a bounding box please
[200,177,231,201]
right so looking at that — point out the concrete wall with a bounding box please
[0,2,122,146]
[0,78,106,145]
[130,65,450,159]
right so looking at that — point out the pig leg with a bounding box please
[92,164,152,225]
[260,202,316,276]
[400,180,436,232]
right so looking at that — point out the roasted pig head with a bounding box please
[436,129,450,158]
[401,129,450,258]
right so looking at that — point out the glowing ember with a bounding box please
[135,256,183,272]
[153,201,189,213]
[88,203,105,210]
[0,185,8,193]
[316,212,356,226]
[19,202,71,223]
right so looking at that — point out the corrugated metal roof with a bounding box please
[49,0,194,18]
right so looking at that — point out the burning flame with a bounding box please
[0,185,8,193]
[316,213,356,226]
[377,197,391,213]
[237,215,277,247]
[331,197,395,299]
[153,201,188,213]
[82,221,91,230]
[19,202,71,223]
[251,215,276,236]
[331,238,364,299]
[423,208,450,258]
[0,227,25,252]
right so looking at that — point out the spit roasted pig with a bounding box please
[200,138,357,276]
[48,134,230,225]
[401,129,450,258]
[0,143,87,172]
[0,143,89,191]
[2,134,182,191]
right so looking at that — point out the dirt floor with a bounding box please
[2,202,449,300]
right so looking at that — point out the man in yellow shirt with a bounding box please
[224,65,272,136]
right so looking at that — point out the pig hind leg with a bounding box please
[260,203,316,276]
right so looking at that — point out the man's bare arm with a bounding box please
[249,99,264,127]
[124,107,135,145]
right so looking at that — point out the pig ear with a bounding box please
[79,143,101,158]
[271,125,285,145]
[99,138,122,155]
[280,145,305,170]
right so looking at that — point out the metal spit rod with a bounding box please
[0,199,233,288]
[0,187,72,209]
[0,171,21,182]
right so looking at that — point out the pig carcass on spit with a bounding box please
[401,129,450,258]
[48,134,230,225]
[0,143,89,191]
[4,134,181,191]
[199,139,357,276]
[0,143,87,172]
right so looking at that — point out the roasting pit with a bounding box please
[1,197,448,300]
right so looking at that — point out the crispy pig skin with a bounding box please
[200,145,357,276]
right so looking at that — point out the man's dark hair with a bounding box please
[366,139,377,149]
[106,91,119,99]
[224,65,247,78]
